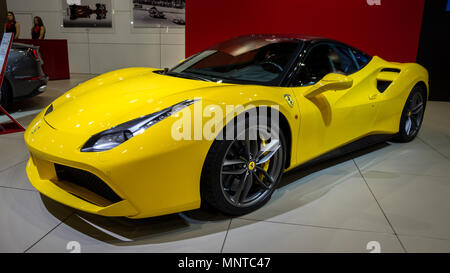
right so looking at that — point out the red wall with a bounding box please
[186,0,425,63]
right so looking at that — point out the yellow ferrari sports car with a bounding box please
[25,34,428,218]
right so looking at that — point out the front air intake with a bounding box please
[54,164,122,204]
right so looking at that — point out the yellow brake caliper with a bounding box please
[259,138,270,181]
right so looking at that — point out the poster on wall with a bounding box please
[62,0,113,28]
[132,0,185,28]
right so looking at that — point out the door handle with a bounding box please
[368,93,378,100]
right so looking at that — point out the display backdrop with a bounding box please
[417,0,450,101]
[186,0,425,63]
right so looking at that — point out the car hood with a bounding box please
[44,68,225,135]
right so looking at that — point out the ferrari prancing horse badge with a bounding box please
[284,94,294,108]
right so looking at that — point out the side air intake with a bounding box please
[376,68,401,92]
[380,68,401,73]
[377,80,392,93]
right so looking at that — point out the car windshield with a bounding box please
[169,36,301,85]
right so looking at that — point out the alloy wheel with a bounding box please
[219,127,283,208]
[405,92,424,137]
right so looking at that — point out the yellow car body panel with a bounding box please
[24,55,428,218]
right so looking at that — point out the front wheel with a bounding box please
[392,85,426,142]
[201,113,286,216]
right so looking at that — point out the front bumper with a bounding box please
[24,111,209,218]
[26,157,138,217]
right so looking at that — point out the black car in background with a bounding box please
[0,43,48,109]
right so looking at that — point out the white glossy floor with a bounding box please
[1,75,449,253]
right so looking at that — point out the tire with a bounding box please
[392,85,426,143]
[0,80,12,110]
[201,111,286,216]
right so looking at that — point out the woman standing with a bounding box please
[31,16,45,40]
[5,11,20,39]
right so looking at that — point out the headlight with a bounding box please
[81,99,199,152]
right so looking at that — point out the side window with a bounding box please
[291,43,373,87]
[350,48,371,68]
[293,44,333,86]
[329,45,358,75]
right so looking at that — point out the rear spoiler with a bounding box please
[11,42,43,64]
[12,42,40,50]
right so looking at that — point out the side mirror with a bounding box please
[303,73,353,98]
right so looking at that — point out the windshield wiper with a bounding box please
[183,69,251,83]
[165,71,213,82]
[183,69,227,81]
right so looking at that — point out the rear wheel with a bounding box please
[393,85,426,142]
[201,113,286,216]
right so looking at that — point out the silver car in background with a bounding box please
[0,43,48,109]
